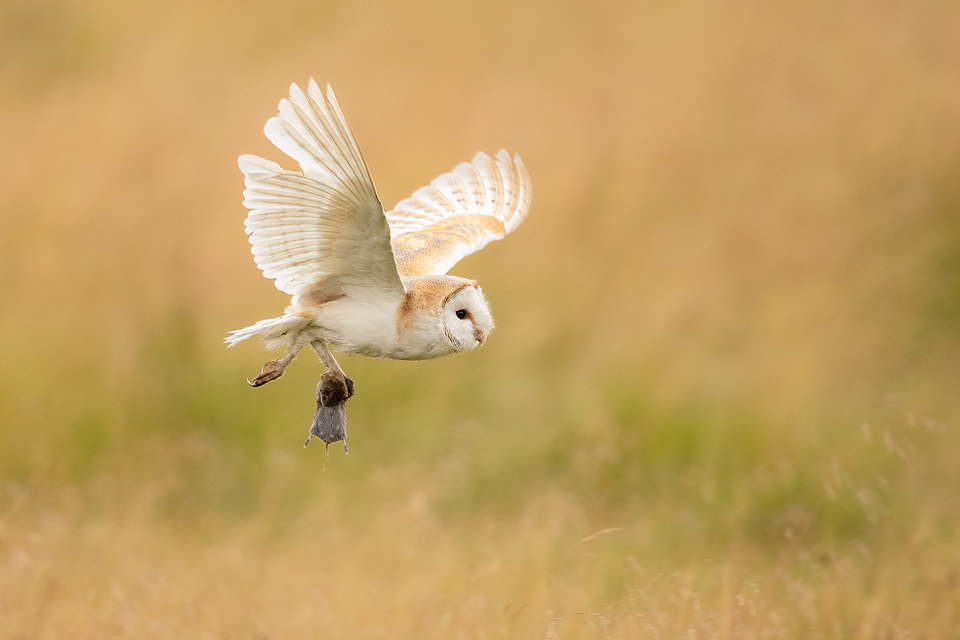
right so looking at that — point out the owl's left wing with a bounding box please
[387,150,531,277]
[240,80,404,301]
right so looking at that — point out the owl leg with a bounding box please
[311,340,343,375]
[312,340,354,405]
[248,331,311,387]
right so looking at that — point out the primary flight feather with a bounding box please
[226,80,531,401]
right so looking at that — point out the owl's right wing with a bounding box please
[386,150,531,277]
[239,80,404,301]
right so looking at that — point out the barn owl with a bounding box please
[225,80,531,411]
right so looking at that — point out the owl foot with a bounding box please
[248,360,284,387]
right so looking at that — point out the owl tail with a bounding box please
[224,313,313,350]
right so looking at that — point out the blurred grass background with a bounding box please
[2,0,960,636]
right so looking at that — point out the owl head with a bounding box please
[441,283,494,352]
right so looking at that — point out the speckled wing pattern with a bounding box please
[387,150,531,277]
[238,80,404,298]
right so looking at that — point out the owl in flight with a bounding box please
[226,80,531,404]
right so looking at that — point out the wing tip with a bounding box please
[238,154,284,177]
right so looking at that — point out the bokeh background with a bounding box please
[2,0,959,636]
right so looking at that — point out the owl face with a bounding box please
[440,285,494,352]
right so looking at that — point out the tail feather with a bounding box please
[225,314,312,350]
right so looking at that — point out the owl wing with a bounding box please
[386,150,531,277]
[239,80,404,299]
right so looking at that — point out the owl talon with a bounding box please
[248,360,284,387]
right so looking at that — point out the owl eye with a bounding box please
[455,309,467,320]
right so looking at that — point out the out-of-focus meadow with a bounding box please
[2,0,960,636]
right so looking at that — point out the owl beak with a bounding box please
[475,329,487,346]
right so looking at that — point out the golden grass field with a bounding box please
[2,0,960,637]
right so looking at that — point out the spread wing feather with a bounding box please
[387,150,531,276]
[239,80,404,298]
